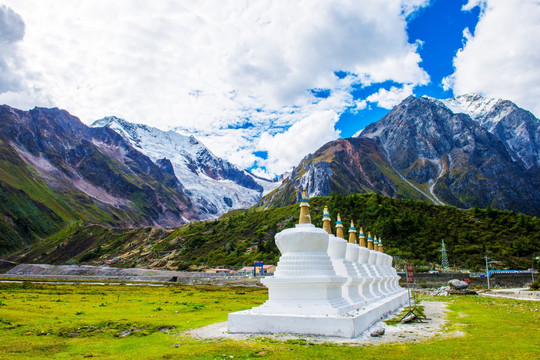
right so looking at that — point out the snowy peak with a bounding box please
[431,94,540,169]
[0,105,197,228]
[91,116,203,157]
[434,93,500,121]
[91,117,279,219]
[262,94,540,215]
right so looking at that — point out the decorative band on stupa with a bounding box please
[367,232,373,250]
[348,220,357,244]
[359,227,366,247]
[335,214,345,239]
[298,189,311,224]
[322,206,332,234]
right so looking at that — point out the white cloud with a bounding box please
[258,110,341,175]
[0,5,25,93]
[366,84,414,109]
[0,0,430,176]
[401,0,431,18]
[444,0,540,117]
[352,99,368,113]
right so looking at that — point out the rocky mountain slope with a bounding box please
[91,117,280,219]
[436,93,540,170]
[0,106,201,254]
[259,95,540,215]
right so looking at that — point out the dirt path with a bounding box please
[478,288,540,301]
[185,301,458,344]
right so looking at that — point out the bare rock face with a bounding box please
[439,94,540,170]
[360,96,540,213]
[261,95,540,216]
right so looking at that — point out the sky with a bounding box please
[0,0,539,178]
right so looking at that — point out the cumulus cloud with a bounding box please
[0,5,25,93]
[401,0,431,18]
[444,0,540,117]
[366,84,414,109]
[258,110,341,175]
[0,0,430,176]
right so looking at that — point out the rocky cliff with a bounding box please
[259,95,540,215]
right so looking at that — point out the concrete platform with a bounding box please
[228,289,408,338]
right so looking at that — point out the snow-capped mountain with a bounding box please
[259,95,540,215]
[0,106,197,235]
[429,93,540,169]
[91,117,280,218]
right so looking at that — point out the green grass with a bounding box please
[0,283,538,359]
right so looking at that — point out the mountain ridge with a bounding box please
[91,116,280,218]
[430,93,540,169]
[259,94,540,215]
[0,105,203,254]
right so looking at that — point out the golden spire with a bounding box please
[335,214,345,239]
[348,220,357,244]
[298,189,311,224]
[367,232,373,250]
[374,236,379,252]
[322,206,332,234]
[378,237,384,253]
[359,227,366,247]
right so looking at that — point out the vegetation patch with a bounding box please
[6,193,539,271]
[0,282,538,359]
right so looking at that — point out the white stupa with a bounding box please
[228,191,408,338]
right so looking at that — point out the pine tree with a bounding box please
[440,239,450,272]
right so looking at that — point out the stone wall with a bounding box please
[470,273,536,288]
[2,264,261,286]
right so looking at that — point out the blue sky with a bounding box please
[337,0,481,138]
[0,1,539,178]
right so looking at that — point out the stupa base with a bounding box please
[228,289,408,338]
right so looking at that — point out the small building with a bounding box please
[238,264,276,276]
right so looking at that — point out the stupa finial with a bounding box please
[322,206,332,234]
[359,227,366,247]
[378,237,384,253]
[298,189,311,224]
[348,220,357,244]
[335,213,344,239]
[367,232,374,250]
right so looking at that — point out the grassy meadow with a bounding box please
[0,282,538,359]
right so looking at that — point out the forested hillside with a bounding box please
[6,193,539,271]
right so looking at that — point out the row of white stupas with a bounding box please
[229,191,408,338]
[322,206,402,309]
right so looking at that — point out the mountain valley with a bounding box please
[0,93,539,267]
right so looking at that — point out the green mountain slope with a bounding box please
[256,137,440,211]
[0,105,199,255]
[7,193,539,271]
